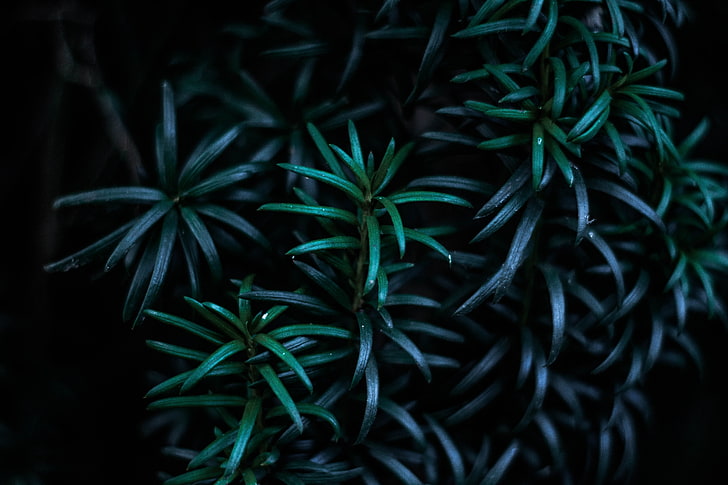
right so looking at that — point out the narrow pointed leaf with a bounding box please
[286,236,360,256]
[105,199,174,271]
[388,190,472,208]
[406,1,452,104]
[376,197,405,257]
[378,324,431,382]
[224,396,262,477]
[254,333,313,392]
[147,394,245,410]
[278,163,364,202]
[588,178,665,230]
[144,309,224,345]
[372,142,414,195]
[531,122,545,191]
[240,290,337,316]
[181,340,247,392]
[159,81,177,192]
[425,414,465,485]
[379,397,426,448]
[259,203,357,225]
[355,357,379,444]
[53,187,167,207]
[180,206,223,282]
[352,311,373,388]
[365,215,381,294]
[179,125,243,189]
[258,364,303,433]
[482,441,519,485]
[194,203,270,248]
[451,337,510,396]
[306,122,346,178]
[523,0,557,69]
[539,264,566,365]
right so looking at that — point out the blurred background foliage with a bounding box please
[2,1,727,484]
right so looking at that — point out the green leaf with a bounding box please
[178,125,243,189]
[561,16,600,88]
[548,57,567,119]
[365,215,381,294]
[407,175,492,194]
[181,340,247,392]
[268,323,352,341]
[267,403,342,439]
[523,0,557,70]
[476,161,530,218]
[531,122,545,191]
[184,296,241,340]
[567,90,612,142]
[445,382,503,426]
[306,123,346,178]
[286,235,360,256]
[465,102,537,122]
[582,229,626,302]
[476,133,530,151]
[224,396,262,478]
[388,190,472,208]
[352,311,373,388]
[258,364,303,433]
[381,226,451,262]
[543,136,574,187]
[372,141,414,195]
[384,293,441,308]
[254,333,313,392]
[375,197,405,257]
[572,168,590,243]
[278,163,365,203]
[104,199,174,271]
[355,357,379,444]
[259,202,358,226]
[146,340,207,362]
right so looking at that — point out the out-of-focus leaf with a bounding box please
[451,337,510,396]
[539,264,566,365]
[523,0,557,69]
[482,440,519,485]
[406,1,452,104]
[352,311,373,388]
[378,324,431,382]
[425,414,466,485]
[240,290,338,316]
[178,125,243,189]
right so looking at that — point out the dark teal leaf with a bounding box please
[475,160,530,217]
[453,18,527,38]
[534,413,564,470]
[268,403,342,439]
[195,203,270,248]
[145,340,207,362]
[396,320,463,343]
[420,131,481,147]
[163,467,221,485]
[588,178,665,230]
[44,219,137,272]
[104,199,174,271]
[424,414,465,485]
[131,210,178,325]
[548,57,566,119]
[181,340,247,392]
[381,226,451,262]
[572,167,590,243]
[445,381,503,426]
[378,324,431,382]
[531,122,545,191]
[355,357,379,444]
[567,90,612,142]
[184,296,240,340]
[406,1,452,104]
[52,187,167,207]
[258,364,303,433]
[384,293,441,308]
[407,175,491,194]
[468,0,507,27]
[539,264,566,365]
[352,311,373,388]
[159,81,177,192]
[180,163,266,198]
[240,290,337,316]
[178,125,243,189]
[379,397,426,448]
[483,441,519,485]
[471,185,530,243]
[592,320,633,374]
[143,309,224,345]
[367,445,423,485]
[561,16,600,88]
[179,206,222,282]
[451,337,510,396]
[292,260,351,310]
[121,236,157,324]
[583,229,625,302]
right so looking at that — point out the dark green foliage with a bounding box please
[43,0,728,484]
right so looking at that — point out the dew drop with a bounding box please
[261,312,269,320]
[536,137,543,145]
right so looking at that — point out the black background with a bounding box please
[2,1,727,484]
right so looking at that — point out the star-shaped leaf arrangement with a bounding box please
[45,81,270,325]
